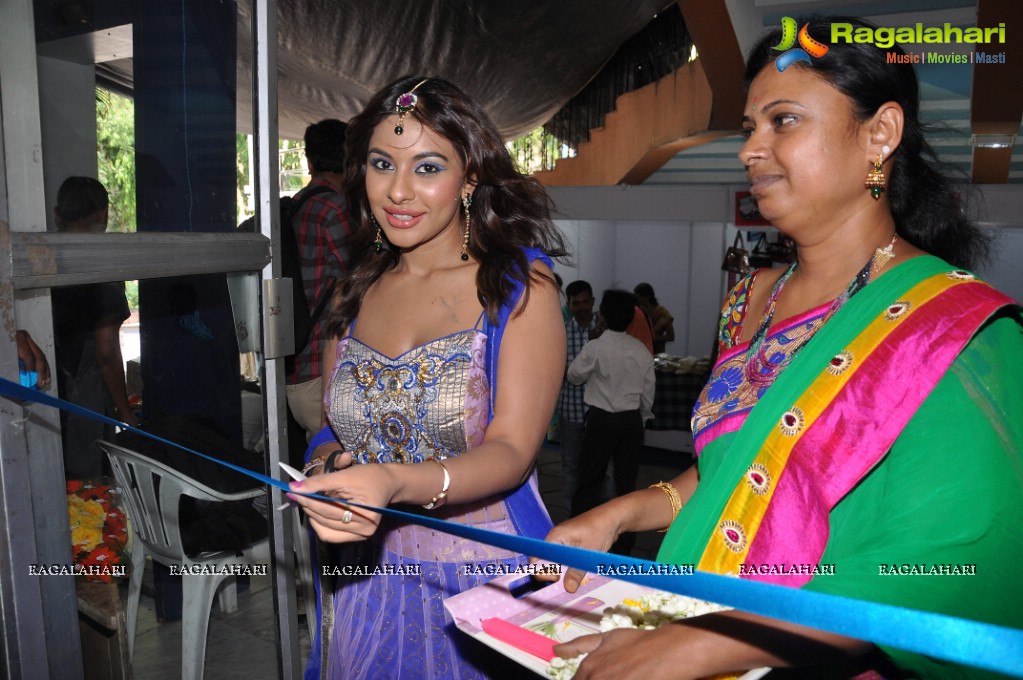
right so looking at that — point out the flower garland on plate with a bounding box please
[547,591,730,679]
[67,480,129,583]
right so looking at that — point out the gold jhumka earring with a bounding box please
[865,145,890,200]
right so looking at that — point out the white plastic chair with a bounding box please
[98,440,270,680]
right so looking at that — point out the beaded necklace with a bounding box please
[743,235,897,386]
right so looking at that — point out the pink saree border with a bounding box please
[744,281,1011,584]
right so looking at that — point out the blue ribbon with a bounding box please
[4,376,1022,678]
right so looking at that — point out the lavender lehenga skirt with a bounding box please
[309,329,551,680]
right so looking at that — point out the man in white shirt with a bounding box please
[567,289,655,554]
[557,280,600,506]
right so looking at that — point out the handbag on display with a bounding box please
[721,232,750,275]
[749,233,774,268]
[767,234,797,264]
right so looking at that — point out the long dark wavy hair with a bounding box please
[744,16,990,270]
[325,75,569,336]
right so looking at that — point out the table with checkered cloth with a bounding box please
[647,368,710,431]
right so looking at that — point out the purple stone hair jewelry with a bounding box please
[394,78,429,135]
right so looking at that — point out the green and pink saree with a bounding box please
[659,256,1023,678]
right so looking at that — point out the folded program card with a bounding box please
[480,618,556,661]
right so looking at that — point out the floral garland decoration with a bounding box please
[66,480,129,583]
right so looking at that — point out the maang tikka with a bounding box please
[394,79,429,135]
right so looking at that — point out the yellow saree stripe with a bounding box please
[697,273,971,575]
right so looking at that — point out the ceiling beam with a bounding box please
[533,60,713,186]
[970,0,1022,183]
[676,0,745,131]
[535,0,747,186]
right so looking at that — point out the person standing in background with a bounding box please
[547,273,569,442]
[16,329,51,389]
[557,280,600,506]
[625,304,655,353]
[286,119,356,442]
[568,288,654,555]
[51,176,137,479]
[634,282,675,354]
[554,272,572,323]
[593,296,654,354]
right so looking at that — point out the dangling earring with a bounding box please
[371,216,383,253]
[460,194,472,262]
[865,152,886,200]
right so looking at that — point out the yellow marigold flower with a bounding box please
[71,525,102,551]
[80,499,107,521]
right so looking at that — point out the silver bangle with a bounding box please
[422,459,450,510]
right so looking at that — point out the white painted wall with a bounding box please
[553,216,728,358]
[550,185,1023,361]
[614,221,689,354]
[37,55,98,230]
[687,222,730,356]
[981,228,1023,303]
[555,220,618,299]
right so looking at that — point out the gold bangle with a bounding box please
[422,459,450,510]
[303,449,342,476]
[303,457,328,475]
[649,481,682,532]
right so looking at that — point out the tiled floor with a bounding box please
[127,571,309,679]
[123,440,694,679]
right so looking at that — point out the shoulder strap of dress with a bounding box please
[482,247,552,421]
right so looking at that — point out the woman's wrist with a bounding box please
[305,426,338,466]
[303,444,341,476]
[387,459,448,507]
[606,487,674,535]
[421,459,450,509]
[579,495,630,542]
[649,481,683,531]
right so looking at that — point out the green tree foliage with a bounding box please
[237,133,253,221]
[279,138,306,193]
[236,135,309,222]
[96,89,137,233]
[124,280,139,309]
[506,127,572,175]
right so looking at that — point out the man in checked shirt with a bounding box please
[286,119,355,445]
[556,280,601,508]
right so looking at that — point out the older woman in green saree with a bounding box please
[540,16,1023,680]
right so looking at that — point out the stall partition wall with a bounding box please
[553,217,725,455]
[554,219,726,359]
[549,185,1023,356]
[550,184,737,362]
[0,0,304,677]
[549,185,1023,454]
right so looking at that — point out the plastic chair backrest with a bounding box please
[98,440,260,564]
